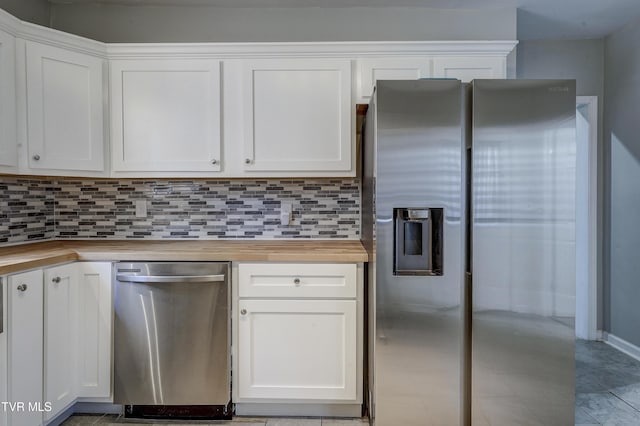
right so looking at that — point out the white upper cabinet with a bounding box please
[357,57,431,102]
[110,59,222,175]
[24,41,105,173]
[432,56,506,82]
[242,59,353,174]
[0,29,17,172]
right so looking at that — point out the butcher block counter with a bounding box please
[0,240,369,275]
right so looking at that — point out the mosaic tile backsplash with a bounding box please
[0,177,360,245]
[0,177,55,244]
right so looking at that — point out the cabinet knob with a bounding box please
[32,154,40,161]
[245,158,252,165]
[52,276,61,284]
[294,278,301,285]
[240,309,247,316]
[211,159,218,165]
[17,284,27,292]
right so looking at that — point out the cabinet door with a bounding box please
[8,269,43,426]
[0,29,17,171]
[110,59,222,173]
[0,278,8,426]
[432,56,506,82]
[25,41,104,172]
[242,59,352,173]
[44,263,78,421]
[77,262,112,398]
[237,299,357,401]
[358,57,431,102]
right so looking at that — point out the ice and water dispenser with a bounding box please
[393,208,443,276]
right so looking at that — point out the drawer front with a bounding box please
[238,263,357,298]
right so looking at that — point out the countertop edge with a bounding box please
[0,240,369,275]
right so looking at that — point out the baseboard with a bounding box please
[595,330,604,341]
[73,402,123,415]
[603,332,640,362]
[235,403,362,418]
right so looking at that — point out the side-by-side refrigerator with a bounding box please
[362,79,576,425]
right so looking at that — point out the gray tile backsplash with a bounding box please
[0,177,360,245]
[0,177,55,245]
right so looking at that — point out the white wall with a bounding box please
[603,16,640,347]
[48,4,517,43]
[0,0,49,26]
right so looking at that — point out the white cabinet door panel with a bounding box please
[44,263,78,421]
[0,277,7,426]
[238,263,357,299]
[237,299,357,401]
[0,29,17,170]
[243,59,352,173]
[25,42,104,172]
[111,59,221,173]
[8,269,43,426]
[77,262,112,398]
[432,56,506,82]
[358,57,431,102]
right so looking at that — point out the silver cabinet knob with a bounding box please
[32,154,40,161]
[245,158,252,165]
[211,159,218,165]
[17,284,27,292]
[52,276,61,283]
[294,278,301,285]
[240,309,247,315]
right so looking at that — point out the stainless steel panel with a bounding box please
[373,80,465,426]
[114,262,230,405]
[471,80,576,425]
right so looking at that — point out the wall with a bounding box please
[48,4,516,43]
[0,177,360,245]
[0,0,49,26]
[516,39,605,330]
[603,16,640,347]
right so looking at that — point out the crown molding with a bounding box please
[105,40,518,59]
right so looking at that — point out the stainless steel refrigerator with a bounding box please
[362,79,576,425]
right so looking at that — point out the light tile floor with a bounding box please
[62,340,640,426]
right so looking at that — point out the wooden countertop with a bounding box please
[0,240,369,275]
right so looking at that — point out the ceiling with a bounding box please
[47,0,640,40]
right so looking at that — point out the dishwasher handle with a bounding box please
[116,274,225,283]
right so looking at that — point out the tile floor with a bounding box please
[576,340,640,425]
[61,415,368,425]
[62,340,640,426]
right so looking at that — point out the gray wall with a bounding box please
[603,16,640,347]
[517,39,606,330]
[48,4,516,42]
[0,0,49,26]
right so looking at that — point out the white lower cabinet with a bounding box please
[235,262,362,409]
[44,263,78,422]
[8,269,44,426]
[76,262,112,398]
[237,299,357,400]
[5,262,112,426]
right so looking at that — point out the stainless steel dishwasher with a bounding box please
[114,262,230,420]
